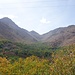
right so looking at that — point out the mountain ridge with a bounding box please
[0,17,38,43]
[42,25,75,46]
[0,17,75,46]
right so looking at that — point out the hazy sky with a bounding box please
[0,0,75,34]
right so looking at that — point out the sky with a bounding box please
[0,0,75,34]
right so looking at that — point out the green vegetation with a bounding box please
[0,40,57,59]
[0,40,75,75]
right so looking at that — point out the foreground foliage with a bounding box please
[0,45,75,75]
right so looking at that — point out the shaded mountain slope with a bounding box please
[0,17,38,43]
[0,17,75,46]
[30,30,42,41]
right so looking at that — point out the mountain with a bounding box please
[42,25,75,46]
[30,30,42,41]
[0,17,38,43]
[0,17,75,46]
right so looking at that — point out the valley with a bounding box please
[0,17,75,75]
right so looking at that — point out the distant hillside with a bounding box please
[30,30,42,41]
[0,17,38,43]
[42,25,75,46]
[0,17,75,46]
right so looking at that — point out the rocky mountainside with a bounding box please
[0,17,75,46]
[30,30,42,41]
[0,17,38,43]
[42,25,75,46]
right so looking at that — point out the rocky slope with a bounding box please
[0,17,38,43]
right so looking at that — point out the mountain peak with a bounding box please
[1,17,12,21]
[0,17,19,29]
[30,30,40,35]
[1,17,10,19]
[30,30,35,32]
[0,17,14,23]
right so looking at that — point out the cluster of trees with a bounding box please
[0,44,75,75]
[0,40,57,59]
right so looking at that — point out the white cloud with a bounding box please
[40,17,50,24]
[0,14,17,19]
